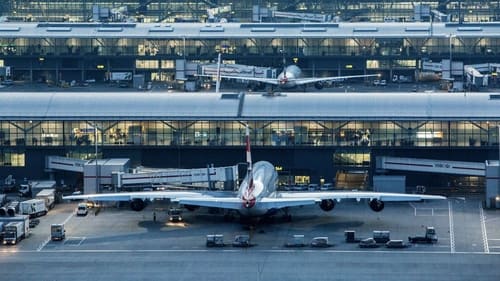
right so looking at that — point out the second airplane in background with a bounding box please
[222,64,378,90]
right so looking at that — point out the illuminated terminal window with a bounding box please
[0,150,25,167]
[334,150,370,167]
[136,60,159,69]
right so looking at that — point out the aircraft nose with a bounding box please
[242,197,256,209]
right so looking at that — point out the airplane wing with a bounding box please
[63,190,244,210]
[291,74,379,86]
[275,191,446,202]
[198,74,281,85]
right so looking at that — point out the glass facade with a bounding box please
[2,35,499,83]
[1,1,499,23]
[1,119,499,167]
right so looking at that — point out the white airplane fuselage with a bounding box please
[237,160,278,217]
[276,65,303,88]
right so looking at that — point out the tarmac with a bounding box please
[1,195,499,281]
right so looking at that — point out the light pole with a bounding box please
[94,123,100,193]
[448,34,456,80]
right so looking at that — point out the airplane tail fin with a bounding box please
[215,53,221,94]
[282,52,287,79]
[245,124,252,173]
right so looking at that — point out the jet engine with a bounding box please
[319,199,335,211]
[0,207,6,216]
[368,199,384,212]
[314,81,324,90]
[130,198,147,211]
[184,204,200,212]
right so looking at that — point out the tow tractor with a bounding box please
[408,226,438,244]
[168,208,183,222]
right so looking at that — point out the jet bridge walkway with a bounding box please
[376,156,485,176]
[46,156,237,190]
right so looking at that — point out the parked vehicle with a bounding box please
[408,226,438,244]
[206,234,225,247]
[76,203,88,216]
[359,237,379,248]
[310,237,332,248]
[3,221,26,245]
[345,230,360,243]
[232,235,251,247]
[386,240,409,248]
[285,234,306,247]
[20,199,48,218]
[50,224,66,241]
[168,208,183,222]
[19,181,56,198]
[35,189,56,209]
[373,230,391,243]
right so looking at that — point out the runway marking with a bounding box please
[448,201,455,253]
[64,237,86,246]
[37,211,75,252]
[4,249,500,255]
[479,202,489,253]
[408,203,447,216]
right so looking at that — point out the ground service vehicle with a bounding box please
[359,238,380,248]
[373,230,391,243]
[168,208,182,222]
[206,234,225,247]
[19,181,56,198]
[51,224,65,241]
[35,189,56,209]
[285,234,306,247]
[232,235,251,247]
[408,226,438,244]
[20,199,47,218]
[310,237,332,248]
[3,221,25,245]
[76,203,88,216]
[345,230,360,243]
[386,240,408,248]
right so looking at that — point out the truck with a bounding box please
[3,221,25,245]
[50,223,66,241]
[168,208,183,222]
[206,234,225,247]
[408,226,438,244]
[20,199,48,218]
[35,188,56,209]
[19,180,56,198]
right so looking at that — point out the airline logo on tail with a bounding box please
[242,125,255,208]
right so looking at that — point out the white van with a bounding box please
[76,203,88,216]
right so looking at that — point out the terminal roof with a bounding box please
[0,92,499,121]
[0,22,499,39]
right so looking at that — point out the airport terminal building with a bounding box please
[0,21,499,88]
[0,91,499,194]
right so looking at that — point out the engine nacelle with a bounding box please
[369,199,385,212]
[7,207,16,216]
[130,198,147,212]
[314,81,324,90]
[0,207,6,216]
[184,204,200,212]
[319,199,335,212]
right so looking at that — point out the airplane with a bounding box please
[63,125,446,221]
[200,55,379,91]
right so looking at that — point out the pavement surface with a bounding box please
[1,196,499,281]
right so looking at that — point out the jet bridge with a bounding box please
[376,156,485,176]
[115,166,237,188]
[46,156,237,193]
[46,156,87,173]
